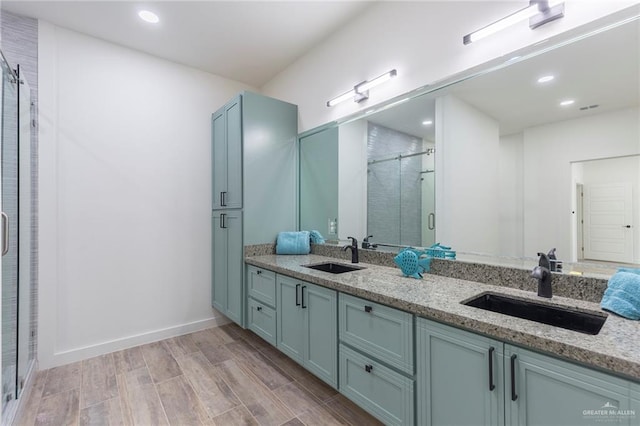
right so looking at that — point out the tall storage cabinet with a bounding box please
[211,92,297,326]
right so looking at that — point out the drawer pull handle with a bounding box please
[510,354,518,401]
[221,191,227,206]
[364,305,372,313]
[488,347,495,391]
[365,364,373,373]
[301,286,307,309]
[257,306,262,311]
[295,284,301,306]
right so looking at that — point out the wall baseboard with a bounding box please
[39,315,231,369]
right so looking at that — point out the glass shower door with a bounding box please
[1,52,19,410]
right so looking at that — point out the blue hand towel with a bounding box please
[276,231,311,255]
[309,230,325,244]
[600,271,640,320]
[617,267,640,275]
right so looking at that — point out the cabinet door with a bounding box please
[224,96,242,209]
[417,318,504,426]
[225,210,243,325]
[211,210,243,326]
[211,108,227,210]
[211,212,227,313]
[212,96,242,210]
[276,275,304,363]
[304,283,337,388]
[631,383,639,424]
[506,345,632,426]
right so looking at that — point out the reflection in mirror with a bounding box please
[299,9,640,276]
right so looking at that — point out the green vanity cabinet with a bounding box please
[276,275,338,387]
[417,318,504,426]
[246,266,277,345]
[211,210,243,325]
[211,95,242,210]
[505,345,634,426]
[338,293,415,425]
[417,317,639,426]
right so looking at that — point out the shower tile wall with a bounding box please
[367,122,422,246]
[1,10,38,363]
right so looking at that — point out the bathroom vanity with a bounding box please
[244,248,640,425]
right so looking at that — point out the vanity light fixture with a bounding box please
[138,10,160,24]
[326,69,397,107]
[560,99,575,106]
[537,75,555,83]
[463,0,564,45]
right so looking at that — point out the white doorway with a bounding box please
[583,182,634,263]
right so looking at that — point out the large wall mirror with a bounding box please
[299,7,640,276]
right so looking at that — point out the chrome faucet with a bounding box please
[362,235,377,250]
[342,237,359,263]
[531,252,552,298]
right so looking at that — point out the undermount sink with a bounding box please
[463,293,607,335]
[303,262,365,274]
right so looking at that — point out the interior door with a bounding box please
[583,182,634,263]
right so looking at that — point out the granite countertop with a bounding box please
[245,253,640,382]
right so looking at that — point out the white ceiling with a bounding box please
[368,17,639,139]
[2,0,374,87]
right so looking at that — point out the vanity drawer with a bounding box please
[339,293,414,374]
[247,298,276,346]
[247,265,276,307]
[339,344,414,425]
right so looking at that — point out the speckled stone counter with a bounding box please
[245,253,640,382]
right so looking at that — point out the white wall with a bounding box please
[338,119,367,240]
[499,133,524,257]
[263,1,639,132]
[523,107,640,263]
[436,95,500,254]
[38,22,254,368]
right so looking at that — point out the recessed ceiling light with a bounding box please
[138,10,159,24]
[560,99,575,107]
[422,120,433,126]
[537,75,554,83]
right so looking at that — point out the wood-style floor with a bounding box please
[13,323,382,426]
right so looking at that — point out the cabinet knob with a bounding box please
[364,305,372,313]
[365,364,373,373]
[257,306,262,311]
[257,270,262,275]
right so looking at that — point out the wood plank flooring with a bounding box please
[13,324,383,426]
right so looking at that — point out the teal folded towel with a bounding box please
[309,230,325,244]
[600,271,640,320]
[617,267,640,275]
[276,231,311,255]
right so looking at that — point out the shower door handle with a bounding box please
[428,213,435,230]
[1,212,8,256]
